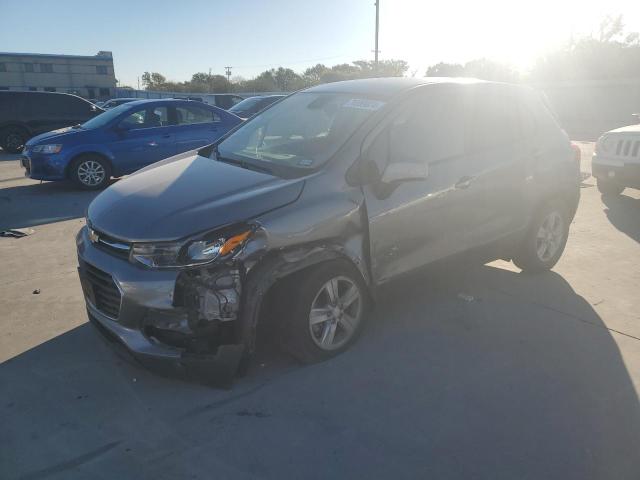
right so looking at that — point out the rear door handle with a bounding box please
[454,175,475,189]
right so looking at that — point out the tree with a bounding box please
[530,15,640,81]
[426,62,465,77]
[141,72,166,90]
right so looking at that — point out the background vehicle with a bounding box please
[77,78,580,378]
[0,91,103,153]
[228,94,286,119]
[22,99,242,189]
[593,124,640,195]
[100,98,138,109]
[203,93,245,109]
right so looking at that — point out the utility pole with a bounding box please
[208,67,212,93]
[137,76,140,90]
[374,0,380,68]
[224,66,232,83]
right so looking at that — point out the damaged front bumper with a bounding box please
[76,226,247,383]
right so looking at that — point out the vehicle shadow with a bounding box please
[0,180,115,230]
[601,192,640,244]
[2,262,639,479]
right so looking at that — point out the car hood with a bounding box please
[88,152,305,242]
[26,126,87,146]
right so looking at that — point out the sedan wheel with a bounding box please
[72,156,111,189]
[308,276,362,351]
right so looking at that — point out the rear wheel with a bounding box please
[0,126,27,153]
[597,178,624,196]
[278,261,369,363]
[513,200,569,273]
[71,155,111,190]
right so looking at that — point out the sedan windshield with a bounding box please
[81,103,135,129]
[217,92,385,170]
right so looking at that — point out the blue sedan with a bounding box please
[21,99,242,189]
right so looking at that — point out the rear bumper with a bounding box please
[592,156,640,188]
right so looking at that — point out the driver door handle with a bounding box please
[454,175,475,189]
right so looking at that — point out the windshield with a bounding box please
[81,103,135,129]
[217,92,385,170]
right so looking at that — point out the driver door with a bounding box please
[362,85,475,284]
[109,105,174,174]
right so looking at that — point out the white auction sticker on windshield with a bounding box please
[342,98,386,111]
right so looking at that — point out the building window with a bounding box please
[0,63,6,72]
[96,65,108,75]
[39,63,54,73]
[44,87,56,92]
[29,87,38,91]
[24,63,34,73]
[99,88,110,97]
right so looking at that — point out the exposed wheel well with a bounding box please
[66,152,113,179]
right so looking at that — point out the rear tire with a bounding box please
[597,178,624,196]
[513,200,570,273]
[277,261,369,364]
[70,154,111,190]
[0,126,27,153]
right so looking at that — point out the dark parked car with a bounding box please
[77,78,580,380]
[100,98,138,109]
[205,94,245,110]
[228,95,286,119]
[21,99,242,189]
[0,91,103,153]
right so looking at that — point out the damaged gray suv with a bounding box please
[77,78,580,378]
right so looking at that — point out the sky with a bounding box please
[1,0,639,88]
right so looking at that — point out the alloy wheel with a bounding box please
[536,211,564,262]
[77,160,106,187]
[308,276,362,351]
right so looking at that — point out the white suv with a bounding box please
[593,123,640,195]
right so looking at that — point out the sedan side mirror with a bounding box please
[380,161,429,184]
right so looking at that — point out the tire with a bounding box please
[597,178,624,196]
[70,154,111,190]
[0,126,27,153]
[277,260,370,364]
[513,200,570,273]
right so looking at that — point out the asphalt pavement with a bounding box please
[1,143,640,479]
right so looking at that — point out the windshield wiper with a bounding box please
[71,124,83,129]
[216,155,273,175]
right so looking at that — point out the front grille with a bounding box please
[616,138,640,158]
[84,262,122,319]
[91,229,131,260]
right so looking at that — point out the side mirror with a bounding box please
[380,161,429,184]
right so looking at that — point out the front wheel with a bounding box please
[71,155,111,190]
[513,200,570,273]
[597,178,624,196]
[278,261,369,364]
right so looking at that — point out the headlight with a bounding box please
[32,144,63,154]
[131,230,252,268]
[598,135,616,154]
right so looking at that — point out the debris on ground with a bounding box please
[457,293,476,302]
[0,228,35,238]
[32,289,40,295]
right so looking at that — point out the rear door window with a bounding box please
[175,104,220,125]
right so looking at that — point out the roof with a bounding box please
[0,51,113,61]
[305,77,486,97]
